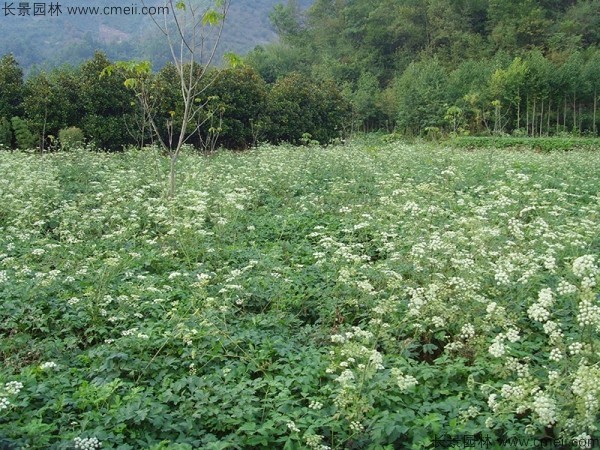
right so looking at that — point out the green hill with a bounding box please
[0,0,312,72]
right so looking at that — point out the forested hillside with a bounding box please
[247,0,600,135]
[1,0,599,152]
[0,0,312,71]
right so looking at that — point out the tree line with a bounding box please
[2,0,600,151]
[248,0,600,136]
[0,52,350,151]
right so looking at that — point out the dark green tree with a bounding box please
[78,52,136,150]
[0,54,24,120]
[394,58,449,135]
[10,116,35,149]
[265,72,350,144]
[558,51,584,132]
[0,117,12,149]
[203,66,268,149]
[269,0,305,43]
[583,48,600,134]
[559,1,600,47]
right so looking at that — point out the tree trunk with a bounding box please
[547,99,551,136]
[594,89,598,135]
[169,155,178,198]
[572,92,576,132]
[40,109,47,154]
[532,97,537,138]
[539,99,544,137]
[517,89,521,130]
[556,97,560,134]
[564,94,567,129]
[526,94,530,136]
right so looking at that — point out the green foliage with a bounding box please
[395,58,449,135]
[10,116,35,149]
[78,52,136,151]
[265,72,350,144]
[202,66,268,149]
[450,136,600,152]
[1,143,599,448]
[58,127,85,150]
[0,54,24,120]
[0,117,12,149]
[269,0,304,42]
[244,0,600,136]
[246,43,312,84]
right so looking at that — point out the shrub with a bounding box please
[201,66,268,149]
[10,116,35,149]
[264,72,351,144]
[0,116,12,149]
[58,126,84,150]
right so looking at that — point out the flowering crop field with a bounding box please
[1,143,599,449]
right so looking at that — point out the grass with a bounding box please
[450,135,600,152]
[0,142,599,449]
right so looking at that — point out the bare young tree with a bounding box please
[103,0,234,196]
[126,0,231,198]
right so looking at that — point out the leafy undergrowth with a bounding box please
[0,143,599,449]
[450,136,600,152]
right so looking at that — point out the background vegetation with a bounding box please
[0,0,312,73]
[2,0,600,151]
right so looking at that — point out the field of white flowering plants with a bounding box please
[0,142,599,449]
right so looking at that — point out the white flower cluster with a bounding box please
[460,406,480,421]
[488,334,506,358]
[494,268,511,285]
[500,384,525,400]
[486,302,498,315]
[431,316,445,328]
[527,288,554,322]
[532,392,557,427]
[4,381,23,395]
[577,292,600,329]
[308,400,323,410]
[330,327,374,345]
[73,437,102,450]
[504,357,530,379]
[542,254,556,271]
[391,368,418,392]
[335,369,355,387]
[286,421,300,433]
[569,342,584,355]
[571,364,600,424]
[573,432,594,450]
[548,370,560,382]
[304,433,331,450]
[40,361,58,370]
[557,280,577,295]
[505,328,520,343]
[572,255,598,289]
[487,393,499,412]
[549,348,563,362]
[0,397,9,410]
[349,420,364,432]
[542,320,564,344]
[460,323,475,340]
[368,349,384,370]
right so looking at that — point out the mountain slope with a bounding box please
[0,0,311,72]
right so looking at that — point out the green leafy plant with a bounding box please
[10,116,35,149]
[58,126,84,150]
